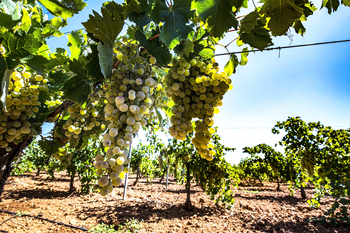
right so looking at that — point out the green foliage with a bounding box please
[130,132,165,182]
[273,116,350,224]
[89,219,142,233]
[168,129,238,207]
[243,144,286,183]
[2,0,350,224]
[261,0,304,36]
[151,0,195,49]
[193,0,239,37]
[38,0,87,19]
[82,4,124,48]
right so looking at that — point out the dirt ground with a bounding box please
[0,172,349,233]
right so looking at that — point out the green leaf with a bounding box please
[48,70,71,91]
[224,54,238,76]
[37,88,51,121]
[193,0,238,37]
[61,76,91,104]
[240,21,273,51]
[38,0,87,19]
[240,48,249,66]
[0,32,42,58]
[321,0,340,13]
[151,0,195,49]
[127,0,153,26]
[97,42,113,79]
[261,0,304,36]
[82,5,124,47]
[199,47,215,60]
[67,31,84,60]
[294,20,306,35]
[0,12,15,29]
[20,55,49,74]
[61,60,91,104]
[174,39,194,58]
[124,0,142,13]
[342,0,350,7]
[240,11,259,33]
[21,8,31,32]
[85,44,104,83]
[135,29,172,66]
[42,17,67,38]
[103,1,124,23]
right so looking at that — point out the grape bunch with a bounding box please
[0,68,46,151]
[165,58,232,161]
[62,89,107,139]
[93,37,162,196]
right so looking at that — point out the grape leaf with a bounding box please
[45,49,70,70]
[38,88,51,115]
[103,1,124,22]
[240,48,249,66]
[0,32,42,58]
[41,17,67,38]
[97,42,113,79]
[151,0,195,49]
[135,29,172,66]
[174,39,194,58]
[38,0,87,19]
[240,11,259,34]
[21,8,31,32]
[82,5,124,48]
[61,76,92,104]
[123,0,142,13]
[67,31,84,60]
[48,70,71,91]
[20,55,49,74]
[193,0,238,37]
[199,47,214,60]
[294,20,306,35]
[85,44,104,83]
[128,12,152,26]
[0,32,43,107]
[61,60,92,104]
[0,12,15,29]
[261,0,304,36]
[343,0,350,6]
[321,0,340,14]
[240,21,273,51]
[224,54,239,76]
[127,0,153,26]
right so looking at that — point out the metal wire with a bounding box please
[215,39,350,56]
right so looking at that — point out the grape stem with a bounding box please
[46,100,74,121]
[113,60,121,69]
[148,34,160,42]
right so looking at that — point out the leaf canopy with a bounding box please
[38,0,87,19]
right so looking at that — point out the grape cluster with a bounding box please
[0,69,45,151]
[93,37,162,196]
[165,58,232,161]
[62,90,107,139]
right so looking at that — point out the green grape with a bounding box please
[165,57,232,160]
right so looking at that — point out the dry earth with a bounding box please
[0,172,349,233]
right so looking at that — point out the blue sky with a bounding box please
[46,1,350,164]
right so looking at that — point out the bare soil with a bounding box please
[0,172,349,233]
